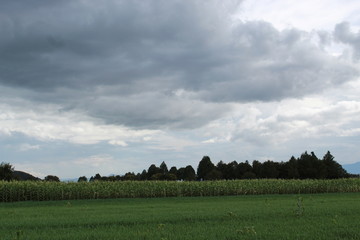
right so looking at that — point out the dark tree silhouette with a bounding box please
[89,173,101,182]
[160,161,169,174]
[0,162,14,181]
[217,161,231,179]
[123,172,136,181]
[197,156,215,180]
[204,169,222,180]
[147,164,160,179]
[44,175,60,182]
[322,151,348,179]
[237,161,253,179]
[285,156,300,179]
[252,160,262,178]
[176,167,185,180]
[216,161,239,180]
[298,151,319,179]
[169,166,178,176]
[139,170,148,180]
[78,176,88,182]
[183,165,196,181]
[260,161,279,179]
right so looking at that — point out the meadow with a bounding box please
[0,193,360,240]
[1,178,360,202]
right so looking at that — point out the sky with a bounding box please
[1,0,360,179]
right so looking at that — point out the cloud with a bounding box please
[200,83,360,148]
[0,0,359,133]
[74,154,116,168]
[238,0,360,31]
[334,22,360,60]
[19,144,40,151]
[0,97,157,145]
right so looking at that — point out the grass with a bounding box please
[1,193,360,239]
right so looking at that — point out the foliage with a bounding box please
[1,178,360,202]
[77,176,88,182]
[0,162,15,181]
[197,156,215,180]
[44,175,60,182]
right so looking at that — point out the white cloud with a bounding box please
[74,154,116,168]
[239,0,360,31]
[147,132,199,151]
[108,140,128,147]
[199,79,360,147]
[19,144,40,151]
[0,99,158,145]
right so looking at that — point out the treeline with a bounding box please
[81,151,350,182]
[0,151,351,182]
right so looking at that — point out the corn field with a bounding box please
[1,178,360,202]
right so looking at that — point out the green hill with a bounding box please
[13,171,40,181]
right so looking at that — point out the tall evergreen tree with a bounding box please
[322,151,348,178]
[160,161,168,174]
[197,156,215,180]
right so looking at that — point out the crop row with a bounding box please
[1,178,360,202]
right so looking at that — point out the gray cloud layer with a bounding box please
[334,22,360,60]
[0,0,359,129]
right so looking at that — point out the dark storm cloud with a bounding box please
[0,0,358,129]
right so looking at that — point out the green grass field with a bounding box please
[1,193,359,240]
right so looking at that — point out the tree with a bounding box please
[160,161,169,174]
[285,156,299,179]
[197,156,215,180]
[78,176,88,182]
[242,171,256,179]
[237,161,253,179]
[123,172,136,181]
[217,161,228,179]
[176,167,185,180]
[183,165,196,181]
[89,173,102,182]
[0,162,15,181]
[204,169,222,180]
[226,161,239,180]
[260,161,279,179]
[169,166,178,176]
[139,170,148,180]
[252,160,262,178]
[322,151,348,178]
[147,164,160,179]
[150,173,163,180]
[163,173,177,181]
[297,151,328,179]
[44,175,60,182]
